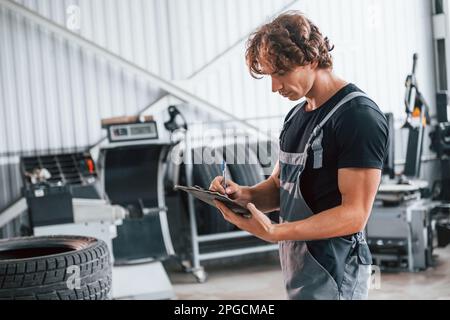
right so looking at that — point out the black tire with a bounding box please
[192,147,235,235]
[0,235,111,300]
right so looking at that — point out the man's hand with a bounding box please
[209,161,281,213]
[209,177,250,208]
[214,201,276,243]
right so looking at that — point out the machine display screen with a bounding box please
[109,121,158,142]
[130,125,154,136]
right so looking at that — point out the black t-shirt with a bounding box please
[279,83,389,214]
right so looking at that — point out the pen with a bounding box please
[221,159,227,190]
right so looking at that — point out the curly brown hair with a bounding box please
[245,11,334,78]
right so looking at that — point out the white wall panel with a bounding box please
[0,4,166,155]
[167,0,294,79]
[12,0,173,78]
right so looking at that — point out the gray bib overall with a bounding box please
[279,92,373,300]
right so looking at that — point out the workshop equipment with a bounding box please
[433,203,450,248]
[402,53,431,178]
[18,150,174,300]
[429,95,450,247]
[20,151,115,232]
[367,197,435,271]
[20,151,128,263]
[21,152,101,199]
[367,54,438,271]
[102,144,174,262]
[102,115,158,143]
[100,114,175,299]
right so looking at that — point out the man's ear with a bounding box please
[310,61,319,70]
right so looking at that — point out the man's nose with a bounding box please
[271,77,282,93]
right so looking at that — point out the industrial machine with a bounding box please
[98,114,175,299]
[368,194,435,271]
[19,130,175,300]
[430,1,450,231]
[430,100,450,202]
[366,54,438,271]
[19,151,128,301]
[20,152,127,255]
[429,94,450,250]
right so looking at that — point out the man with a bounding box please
[209,11,389,300]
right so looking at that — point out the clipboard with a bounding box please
[174,185,252,218]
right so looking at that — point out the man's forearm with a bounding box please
[242,177,280,214]
[271,204,367,242]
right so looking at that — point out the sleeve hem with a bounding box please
[337,161,383,170]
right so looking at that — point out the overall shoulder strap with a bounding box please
[303,92,370,169]
[314,92,369,136]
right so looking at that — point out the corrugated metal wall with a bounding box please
[9,0,173,78]
[0,5,166,154]
[167,0,294,79]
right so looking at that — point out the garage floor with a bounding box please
[167,246,450,300]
